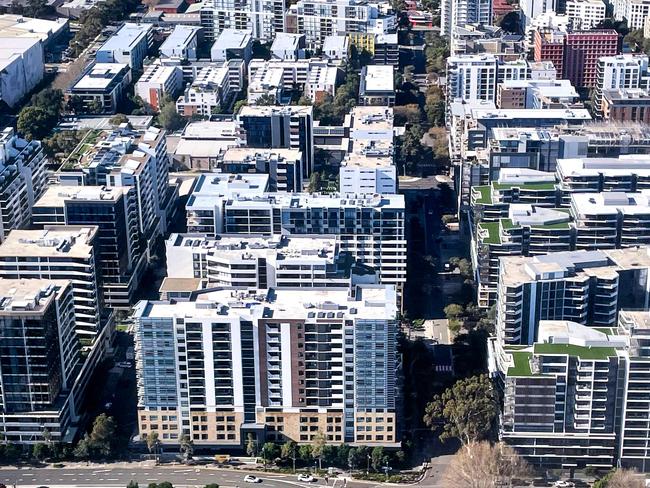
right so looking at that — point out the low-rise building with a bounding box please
[210,28,252,64]
[65,63,132,114]
[135,64,183,110]
[322,35,348,62]
[96,22,153,70]
[173,120,243,170]
[496,79,579,109]
[270,32,305,61]
[176,62,244,116]
[359,65,395,106]
[373,33,399,66]
[219,148,302,191]
[160,25,201,62]
[601,88,650,122]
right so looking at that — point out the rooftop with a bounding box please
[360,65,394,94]
[0,14,67,42]
[238,105,313,117]
[72,63,129,91]
[0,278,70,315]
[571,191,650,215]
[557,154,650,179]
[134,284,398,321]
[34,185,129,209]
[0,227,97,258]
[221,148,302,163]
[214,28,252,49]
[271,32,303,52]
[160,25,200,54]
[98,22,151,52]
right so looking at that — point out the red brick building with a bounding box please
[534,29,621,88]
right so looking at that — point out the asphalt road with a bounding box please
[0,464,453,488]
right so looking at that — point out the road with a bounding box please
[0,463,451,488]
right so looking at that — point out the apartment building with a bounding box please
[594,54,650,117]
[134,284,399,446]
[165,234,370,289]
[495,247,650,346]
[446,54,498,106]
[176,62,244,117]
[96,23,153,70]
[614,0,650,29]
[440,0,492,38]
[219,148,302,192]
[32,186,144,309]
[565,0,606,29]
[238,105,314,182]
[65,63,132,114]
[199,0,284,42]
[496,79,579,109]
[601,88,650,122]
[160,25,201,62]
[340,106,396,195]
[135,64,183,111]
[210,29,253,64]
[0,279,80,444]
[0,227,102,341]
[373,33,399,66]
[271,33,306,61]
[285,0,396,49]
[0,127,48,242]
[57,125,170,244]
[173,120,243,170]
[0,37,43,109]
[494,320,625,469]
[534,30,566,77]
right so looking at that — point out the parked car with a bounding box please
[297,475,314,482]
[244,476,262,483]
[552,481,575,488]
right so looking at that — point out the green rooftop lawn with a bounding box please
[501,218,519,230]
[492,182,557,191]
[534,342,617,360]
[478,221,501,244]
[473,186,492,204]
[507,351,533,376]
[532,221,571,230]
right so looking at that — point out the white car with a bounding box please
[552,482,575,488]
[297,475,315,482]
[244,476,262,483]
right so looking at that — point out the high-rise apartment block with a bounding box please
[594,55,650,116]
[440,0,492,38]
[0,127,47,242]
[199,0,284,42]
[0,279,80,443]
[32,186,144,309]
[134,285,399,446]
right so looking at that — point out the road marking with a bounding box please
[108,478,119,481]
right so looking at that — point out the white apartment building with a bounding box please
[285,0,396,49]
[160,25,201,62]
[271,32,305,61]
[134,284,399,446]
[200,0,283,42]
[497,59,531,84]
[594,55,650,116]
[340,106,396,195]
[173,120,243,171]
[446,55,498,106]
[614,0,650,29]
[176,62,244,117]
[0,127,48,242]
[135,64,183,110]
[187,180,406,288]
[565,0,606,30]
[0,227,101,340]
[165,234,369,289]
[0,37,43,109]
[305,63,339,102]
[440,0,492,38]
[95,23,153,70]
[359,65,395,106]
[219,148,302,192]
[495,247,650,346]
[520,0,557,27]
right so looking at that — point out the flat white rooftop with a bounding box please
[73,63,128,90]
[98,22,151,51]
[361,65,394,93]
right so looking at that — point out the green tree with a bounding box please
[261,442,279,466]
[109,114,130,126]
[370,446,387,472]
[281,440,297,472]
[311,431,326,470]
[17,106,51,141]
[424,374,499,444]
[594,468,645,488]
[73,434,92,460]
[233,99,248,114]
[298,444,312,461]
[146,432,160,461]
[246,433,257,456]
[32,442,49,461]
[179,434,193,461]
[255,94,277,106]
[204,485,220,488]
[127,482,139,488]
[444,303,464,322]
[89,414,116,458]
[347,447,357,470]
[157,101,185,131]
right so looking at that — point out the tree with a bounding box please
[298,444,312,461]
[347,447,357,471]
[109,114,130,126]
[32,442,49,461]
[444,441,530,488]
[157,101,185,132]
[73,434,92,460]
[311,431,326,470]
[281,440,297,472]
[254,94,277,106]
[17,107,52,141]
[594,468,645,488]
[423,374,499,444]
[308,172,322,193]
[442,214,456,225]
[370,446,387,472]
[89,414,116,458]
[146,432,160,461]
[179,434,193,461]
[233,99,248,114]
[444,304,464,320]
[246,433,257,456]
[127,482,139,488]
[261,442,279,467]
[204,485,220,488]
